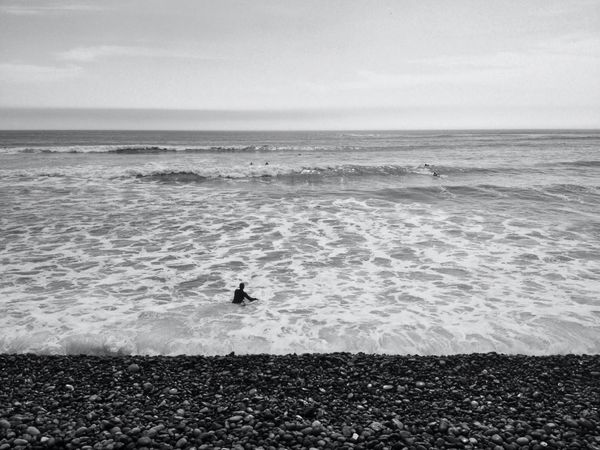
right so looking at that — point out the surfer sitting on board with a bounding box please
[232,282,257,305]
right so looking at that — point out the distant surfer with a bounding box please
[232,283,257,305]
[424,163,439,177]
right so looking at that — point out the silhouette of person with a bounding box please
[232,282,257,305]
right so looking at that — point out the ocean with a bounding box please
[1,130,599,356]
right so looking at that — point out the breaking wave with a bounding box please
[0,144,359,154]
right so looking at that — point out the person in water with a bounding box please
[232,282,257,305]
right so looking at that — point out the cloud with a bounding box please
[57,45,222,62]
[301,64,518,94]
[0,1,105,15]
[304,34,600,95]
[0,63,82,83]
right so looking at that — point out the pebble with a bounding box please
[369,421,384,431]
[0,353,597,450]
[127,363,140,373]
[25,426,40,436]
[138,436,152,446]
[439,420,449,432]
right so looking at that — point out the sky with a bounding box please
[0,0,599,129]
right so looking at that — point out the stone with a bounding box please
[138,436,152,446]
[383,385,394,390]
[26,426,40,436]
[516,437,530,446]
[392,418,404,430]
[228,415,243,422]
[369,421,384,432]
[564,418,578,427]
[127,363,140,373]
[491,434,503,444]
[176,437,187,448]
[439,420,449,432]
[0,419,10,429]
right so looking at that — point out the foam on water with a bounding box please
[1,130,599,356]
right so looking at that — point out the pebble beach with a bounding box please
[1,353,599,449]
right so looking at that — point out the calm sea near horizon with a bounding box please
[1,130,599,355]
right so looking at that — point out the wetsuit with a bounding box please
[232,288,256,304]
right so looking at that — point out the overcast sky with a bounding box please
[0,0,599,129]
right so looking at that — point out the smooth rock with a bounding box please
[491,434,503,444]
[138,436,152,446]
[26,426,40,436]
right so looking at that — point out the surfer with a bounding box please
[232,282,257,305]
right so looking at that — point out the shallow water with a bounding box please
[1,130,599,355]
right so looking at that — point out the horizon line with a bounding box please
[2,106,599,131]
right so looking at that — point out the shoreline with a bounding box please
[1,352,598,449]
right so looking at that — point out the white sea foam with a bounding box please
[1,184,599,355]
[0,143,360,155]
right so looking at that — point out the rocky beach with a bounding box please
[0,353,598,449]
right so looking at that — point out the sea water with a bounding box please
[1,130,599,355]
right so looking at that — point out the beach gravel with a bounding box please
[0,353,599,449]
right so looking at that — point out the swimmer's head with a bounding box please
[239,282,245,289]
